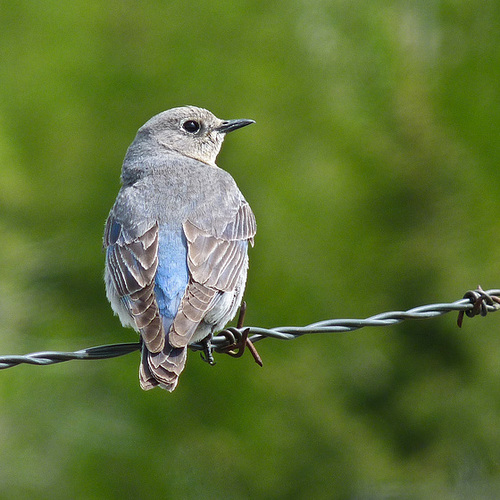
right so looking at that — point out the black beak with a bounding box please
[217,118,255,134]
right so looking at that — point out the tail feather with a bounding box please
[139,343,187,392]
[139,346,159,390]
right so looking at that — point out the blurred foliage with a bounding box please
[1,0,500,498]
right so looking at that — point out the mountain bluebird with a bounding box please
[104,106,256,391]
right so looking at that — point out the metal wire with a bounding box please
[1,287,499,370]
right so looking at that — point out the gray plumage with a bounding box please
[104,106,256,391]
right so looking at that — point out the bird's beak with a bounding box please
[217,119,255,134]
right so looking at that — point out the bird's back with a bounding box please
[112,153,248,233]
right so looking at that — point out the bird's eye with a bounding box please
[182,120,201,134]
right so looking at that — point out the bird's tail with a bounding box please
[139,342,187,391]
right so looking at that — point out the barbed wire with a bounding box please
[1,287,499,370]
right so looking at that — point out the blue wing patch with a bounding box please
[154,228,189,329]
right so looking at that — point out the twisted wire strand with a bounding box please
[1,288,499,370]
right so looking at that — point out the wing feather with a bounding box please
[104,216,164,353]
[167,200,256,349]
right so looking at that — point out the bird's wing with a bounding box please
[168,200,256,348]
[104,215,165,353]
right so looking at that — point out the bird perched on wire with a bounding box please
[103,106,256,391]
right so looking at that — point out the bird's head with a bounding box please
[133,106,254,166]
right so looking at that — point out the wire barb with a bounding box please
[215,302,264,366]
[1,287,499,371]
[457,286,500,327]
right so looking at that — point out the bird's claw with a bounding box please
[199,336,216,365]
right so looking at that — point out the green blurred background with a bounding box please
[1,1,500,498]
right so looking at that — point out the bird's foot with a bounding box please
[199,335,216,365]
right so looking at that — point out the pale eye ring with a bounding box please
[182,120,201,134]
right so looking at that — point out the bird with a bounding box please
[103,106,256,392]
